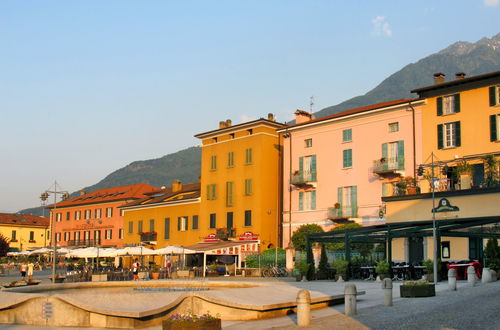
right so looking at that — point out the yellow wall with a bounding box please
[422,85,500,160]
[122,200,200,247]
[198,123,283,250]
[0,225,48,251]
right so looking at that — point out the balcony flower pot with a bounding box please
[162,313,221,330]
[400,281,435,298]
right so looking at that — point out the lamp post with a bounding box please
[41,181,69,283]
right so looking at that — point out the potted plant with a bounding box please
[150,264,161,280]
[454,160,474,189]
[163,311,221,330]
[294,260,309,281]
[422,259,434,282]
[332,258,349,281]
[400,280,435,297]
[375,260,390,279]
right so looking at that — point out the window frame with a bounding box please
[388,122,399,133]
[342,129,352,142]
[343,149,353,168]
[304,138,313,148]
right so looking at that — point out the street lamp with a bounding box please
[417,152,447,284]
[41,181,69,284]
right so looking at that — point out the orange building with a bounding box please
[50,184,157,248]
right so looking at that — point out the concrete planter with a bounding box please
[162,319,221,330]
[400,284,435,298]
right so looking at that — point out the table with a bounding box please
[360,266,375,280]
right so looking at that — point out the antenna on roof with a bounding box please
[309,95,314,113]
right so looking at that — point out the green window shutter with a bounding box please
[455,121,461,147]
[212,184,217,200]
[381,143,388,170]
[397,141,405,169]
[351,186,357,217]
[490,86,497,106]
[311,190,316,210]
[343,149,352,168]
[192,215,198,230]
[299,157,304,181]
[490,115,498,142]
[437,124,444,149]
[226,182,233,206]
[454,94,460,113]
[206,184,211,200]
[437,97,443,116]
[177,217,181,231]
[311,155,317,181]
[245,148,253,164]
[299,192,304,211]
[337,187,343,217]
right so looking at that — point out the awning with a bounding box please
[184,240,259,255]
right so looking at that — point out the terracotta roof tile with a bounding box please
[122,183,201,208]
[0,213,49,227]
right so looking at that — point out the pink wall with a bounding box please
[281,101,423,247]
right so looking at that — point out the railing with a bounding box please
[290,170,317,185]
[327,206,357,219]
[216,228,236,240]
[140,233,157,242]
[373,157,404,174]
[67,239,101,247]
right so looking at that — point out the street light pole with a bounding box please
[41,181,69,284]
[431,153,438,284]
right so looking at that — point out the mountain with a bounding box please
[315,33,500,118]
[19,147,201,216]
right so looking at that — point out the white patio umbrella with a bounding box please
[116,246,157,256]
[28,247,52,255]
[154,245,198,255]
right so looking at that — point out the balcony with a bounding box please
[373,157,404,176]
[216,228,237,240]
[140,232,157,243]
[67,239,101,247]
[327,206,357,222]
[290,170,317,188]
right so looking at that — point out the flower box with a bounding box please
[400,283,435,298]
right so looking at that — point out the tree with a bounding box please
[291,224,324,251]
[317,244,330,279]
[0,234,10,257]
[327,223,373,256]
[484,238,500,271]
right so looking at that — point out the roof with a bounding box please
[0,213,49,227]
[194,118,286,139]
[280,99,416,131]
[120,183,201,209]
[411,70,500,94]
[51,183,159,209]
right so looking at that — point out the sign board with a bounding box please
[239,231,259,241]
[432,198,459,213]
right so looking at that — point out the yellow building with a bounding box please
[120,182,201,247]
[195,115,286,250]
[0,213,49,251]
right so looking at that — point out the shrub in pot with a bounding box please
[375,260,390,279]
[400,280,435,298]
[295,261,309,281]
[332,258,349,281]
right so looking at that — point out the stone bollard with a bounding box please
[492,270,498,282]
[296,290,311,327]
[448,268,457,291]
[482,268,492,284]
[467,266,476,287]
[344,284,357,316]
[337,275,344,283]
[382,278,393,307]
[375,275,382,282]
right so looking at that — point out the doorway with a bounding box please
[408,237,424,265]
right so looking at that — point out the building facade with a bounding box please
[279,99,424,248]
[50,184,157,248]
[0,213,49,251]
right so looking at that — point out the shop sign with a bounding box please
[204,233,219,242]
[432,198,459,213]
[239,231,259,241]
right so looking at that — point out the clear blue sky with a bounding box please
[1,0,499,212]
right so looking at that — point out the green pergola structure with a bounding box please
[306,216,500,267]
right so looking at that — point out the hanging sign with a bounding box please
[204,233,219,242]
[432,198,459,213]
[238,231,259,241]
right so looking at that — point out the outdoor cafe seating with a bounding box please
[446,260,482,280]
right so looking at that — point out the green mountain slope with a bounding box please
[315,33,500,118]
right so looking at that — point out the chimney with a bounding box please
[267,113,275,121]
[226,119,232,127]
[294,110,312,124]
[455,72,466,80]
[172,179,182,192]
[79,190,85,196]
[433,73,445,84]
[219,121,227,129]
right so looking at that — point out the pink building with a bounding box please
[279,99,424,248]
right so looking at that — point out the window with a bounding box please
[382,182,393,197]
[304,138,312,148]
[490,114,500,142]
[11,230,16,241]
[298,190,316,211]
[105,230,112,240]
[244,179,253,196]
[85,210,91,220]
[209,213,216,229]
[75,210,81,220]
[56,213,62,222]
[299,155,317,181]
[138,220,143,233]
[438,121,461,149]
[206,184,217,200]
[66,212,70,221]
[120,209,124,216]
[337,186,358,217]
[244,210,252,227]
[210,155,217,170]
[84,231,90,241]
[164,218,170,240]
[389,122,399,133]
[226,181,234,206]
[94,230,101,243]
[29,231,34,241]
[437,94,460,115]
[178,216,188,231]
[442,241,451,259]
[56,232,61,243]
[489,85,500,106]
[382,141,405,170]
[227,152,234,168]
[343,149,352,168]
[64,232,70,241]
[128,221,133,234]
[226,212,234,230]
[119,229,124,239]
[75,231,80,242]
[106,207,113,217]
[245,148,253,164]
[95,208,102,219]
[149,219,155,232]
[342,129,352,142]
[192,215,199,230]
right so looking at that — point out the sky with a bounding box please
[1,0,499,212]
